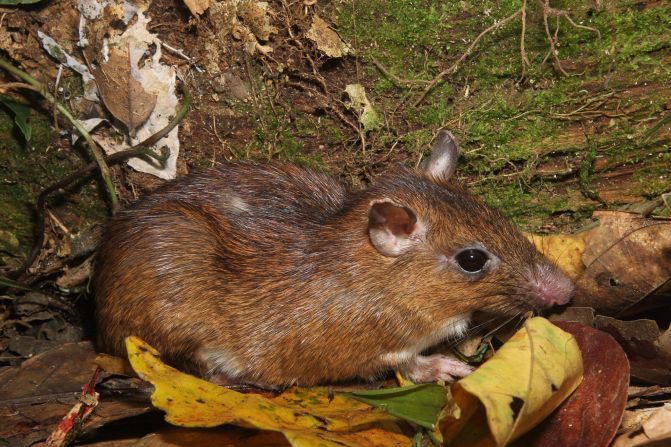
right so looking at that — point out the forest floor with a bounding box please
[0,0,670,445]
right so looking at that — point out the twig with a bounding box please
[370,57,431,87]
[53,64,63,132]
[549,5,601,38]
[0,58,119,213]
[351,0,360,82]
[280,0,366,152]
[281,0,328,94]
[540,0,600,76]
[541,0,567,76]
[413,8,522,107]
[518,0,531,82]
[0,82,40,93]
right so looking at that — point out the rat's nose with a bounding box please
[529,264,575,308]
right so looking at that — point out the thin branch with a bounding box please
[541,0,568,76]
[518,0,531,82]
[549,6,601,38]
[413,8,522,107]
[370,57,431,87]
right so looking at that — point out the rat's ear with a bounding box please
[420,129,460,182]
[368,199,425,257]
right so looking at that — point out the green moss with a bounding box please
[0,106,107,258]
[334,0,670,229]
[249,112,325,168]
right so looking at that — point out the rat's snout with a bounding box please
[528,263,575,308]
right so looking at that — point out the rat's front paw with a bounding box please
[402,354,474,383]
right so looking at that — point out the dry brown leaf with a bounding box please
[182,0,210,16]
[0,342,97,446]
[56,257,93,289]
[530,212,671,316]
[594,317,671,386]
[87,46,157,134]
[237,0,277,41]
[574,211,671,315]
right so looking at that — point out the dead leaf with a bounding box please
[56,257,93,289]
[441,317,583,446]
[306,15,352,58]
[237,0,277,41]
[620,407,661,435]
[614,403,671,447]
[182,0,210,16]
[0,342,97,446]
[594,316,671,386]
[530,212,671,317]
[344,84,381,131]
[574,211,671,316]
[517,322,629,447]
[549,306,595,327]
[87,46,157,134]
[125,336,411,447]
[82,7,180,180]
[527,231,587,281]
[94,353,136,377]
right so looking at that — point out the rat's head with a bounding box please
[364,130,574,318]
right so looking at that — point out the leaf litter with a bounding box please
[80,0,180,179]
[122,317,584,447]
[1,1,671,446]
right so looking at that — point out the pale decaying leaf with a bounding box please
[125,336,410,447]
[344,84,381,131]
[88,46,157,133]
[81,4,180,180]
[613,403,671,447]
[182,0,210,16]
[55,257,93,289]
[442,317,583,446]
[37,31,98,101]
[306,15,352,58]
[237,0,277,40]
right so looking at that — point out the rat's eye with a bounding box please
[455,248,489,273]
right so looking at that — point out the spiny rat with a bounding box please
[95,130,574,387]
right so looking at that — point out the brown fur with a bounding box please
[95,161,570,386]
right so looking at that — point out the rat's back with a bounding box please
[94,162,347,371]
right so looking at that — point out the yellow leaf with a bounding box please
[125,337,410,447]
[525,232,587,281]
[443,317,583,446]
[94,353,135,376]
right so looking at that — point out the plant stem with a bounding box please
[0,58,120,213]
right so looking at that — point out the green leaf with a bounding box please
[0,0,42,4]
[643,112,671,143]
[343,384,448,430]
[0,275,34,292]
[0,95,32,142]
